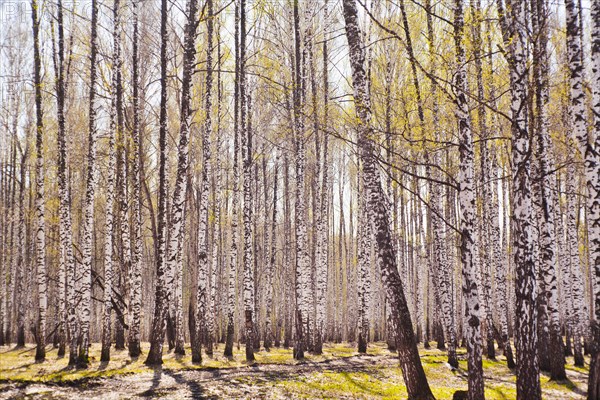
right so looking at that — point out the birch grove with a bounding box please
[1,0,599,398]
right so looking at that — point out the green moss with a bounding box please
[278,370,409,399]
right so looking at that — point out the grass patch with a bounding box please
[0,342,590,399]
[0,342,366,384]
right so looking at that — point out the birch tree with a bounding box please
[238,0,256,363]
[31,0,47,362]
[357,173,371,354]
[224,0,241,358]
[454,0,484,397]
[127,0,143,358]
[314,5,330,353]
[193,0,214,362]
[165,0,199,360]
[531,0,566,380]
[589,0,600,395]
[499,0,542,397]
[101,0,121,363]
[77,0,99,367]
[145,0,174,365]
[342,0,434,397]
[293,0,309,360]
[54,0,78,366]
[264,155,278,351]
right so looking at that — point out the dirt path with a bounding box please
[0,354,397,399]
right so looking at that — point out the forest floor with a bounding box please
[0,341,588,399]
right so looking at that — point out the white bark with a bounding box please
[127,0,143,358]
[78,0,99,365]
[32,0,47,360]
[499,0,541,396]
[454,0,484,397]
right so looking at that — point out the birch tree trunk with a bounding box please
[484,20,515,368]
[5,139,16,347]
[168,0,199,359]
[342,0,434,397]
[238,0,255,363]
[357,172,371,354]
[588,0,600,395]
[0,153,8,347]
[292,0,309,360]
[499,0,542,397]
[454,0,484,397]
[112,0,128,351]
[470,0,495,361]
[314,12,330,352]
[54,0,78,366]
[31,0,47,362]
[193,0,214,362]
[15,143,27,348]
[127,0,143,358]
[423,0,458,368]
[566,163,586,366]
[77,0,99,367]
[145,0,170,364]
[282,153,292,349]
[99,0,120,363]
[264,156,278,351]
[224,0,241,359]
[566,0,597,370]
[531,0,566,380]
[101,17,118,359]
[207,25,223,354]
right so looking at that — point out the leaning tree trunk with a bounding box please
[164,0,199,360]
[342,0,434,398]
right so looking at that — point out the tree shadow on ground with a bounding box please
[165,369,218,399]
[551,378,586,396]
[138,365,163,397]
